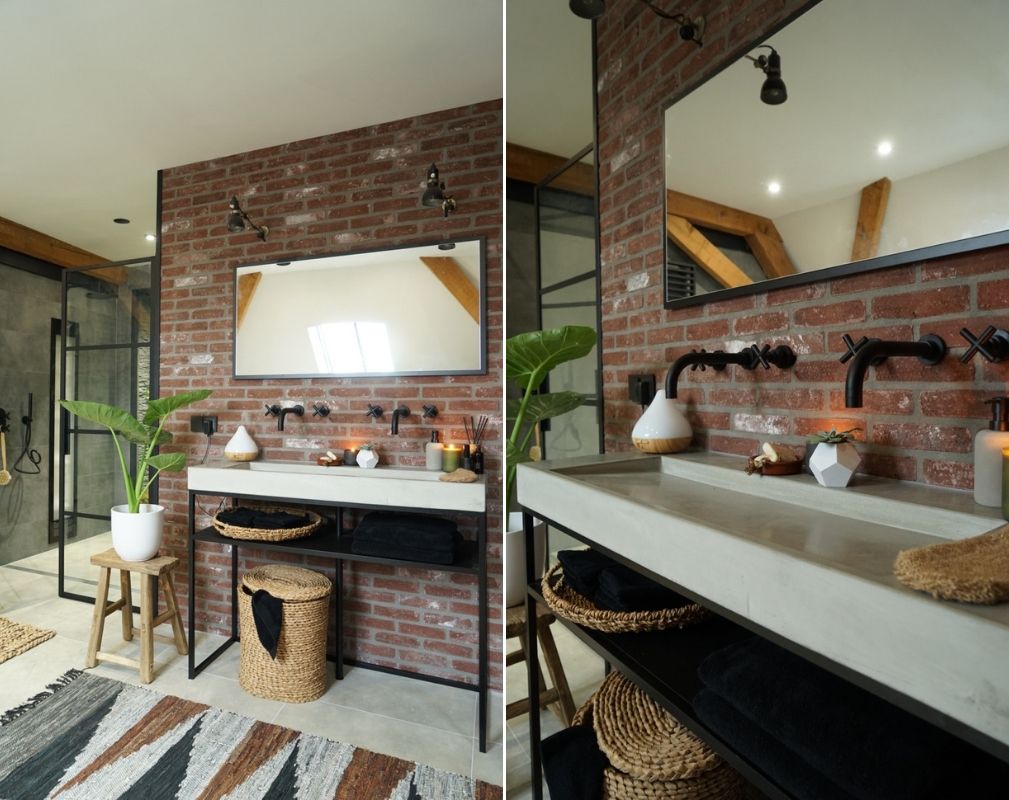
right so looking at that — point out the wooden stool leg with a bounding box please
[162,571,188,656]
[120,570,133,642]
[139,574,155,684]
[86,567,111,669]
[538,619,576,726]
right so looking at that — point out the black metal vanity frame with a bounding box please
[521,509,1009,800]
[186,488,490,752]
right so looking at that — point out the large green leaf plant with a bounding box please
[60,389,212,513]
[506,325,597,509]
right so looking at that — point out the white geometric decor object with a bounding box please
[809,442,861,488]
[631,389,693,454]
[357,446,380,469]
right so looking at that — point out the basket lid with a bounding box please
[242,565,331,601]
[593,671,721,781]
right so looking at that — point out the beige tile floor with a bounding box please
[0,536,503,786]
[504,605,607,799]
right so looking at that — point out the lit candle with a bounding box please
[442,445,461,473]
[1002,448,1009,520]
[343,448,359,467]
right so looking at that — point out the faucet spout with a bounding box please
[277,404,304,431]
[664,349,749,399]
[842,335,946,407]
[391,405,410,435]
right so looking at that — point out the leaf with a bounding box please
[59,400,149,445]
[147,452,187,472]
[143,389,213,426]
[506,438,533,467]
[507,392,585,429]
[506,326,596,390]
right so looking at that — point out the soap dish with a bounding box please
[759,460,802,476]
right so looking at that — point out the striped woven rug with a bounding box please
[0,670,501,799]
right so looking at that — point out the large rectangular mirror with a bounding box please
[234,238,485,378]
[663,0,1009,307]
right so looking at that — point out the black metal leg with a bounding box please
[524,509,543,800]
[187,491,196,679]
[334,558,344,680]
[478,513,488,753]
[231,543,239,639]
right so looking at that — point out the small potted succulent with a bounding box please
[356,443,380,469]
[807,427,862,488]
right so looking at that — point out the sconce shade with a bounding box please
[226,195,268,240]
[570,0,605,19]
[422,163,444,206]
[227,210,245,232]
[760,76,788,105]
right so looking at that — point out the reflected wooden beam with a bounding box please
[507,143,595,196]
[851,177,891,260]
[420,256,480,324]
[236,272,262,330]
[0,214,105,268]
[666,215,753,289]
[666,189,796,278]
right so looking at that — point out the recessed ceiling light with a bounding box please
[144,233,156,242]
[113,217,130,224]
[877,141,893,156]
[767,181,782,195]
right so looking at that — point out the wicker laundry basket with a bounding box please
[238,565,331,703]
[576,672,745,800]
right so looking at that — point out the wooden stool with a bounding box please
[86,548,188,684]
[505,603,576,725]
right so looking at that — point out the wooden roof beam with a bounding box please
[851,177,891,261]
[666,215,753,289]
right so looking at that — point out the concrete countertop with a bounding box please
[517,450,1009,748]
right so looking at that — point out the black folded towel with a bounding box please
[353,512,459,550]
[593,563,690,611]
[694,688,859,800]
[698,636,1009,800]
[251,589,283,659]
[217,508,310,530]
[541,724,607,800]
[351,537,459,565]
[556,549,617,599]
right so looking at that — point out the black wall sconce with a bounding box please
[745,45,787,105]
[227,196,269,240]
[421,163,457,218]
[569,0,705,47]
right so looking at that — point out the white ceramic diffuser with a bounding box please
[224,425,258,462]
[631,390,692,453]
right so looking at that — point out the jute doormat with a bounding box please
[0,670,501,799]
[0,616,55,665]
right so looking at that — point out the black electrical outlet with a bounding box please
[628,374,656,406]
[189,414,218,436]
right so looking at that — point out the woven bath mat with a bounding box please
[894,525,1009,604]
[0,617,55,665]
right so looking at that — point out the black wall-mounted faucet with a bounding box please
[312,402,331,418]
[664,343,796,399]
[840,334,946,407]
[265,403,304,431]
[960,326,1009,363]
[366,404,383,420]
[391,405,411,435]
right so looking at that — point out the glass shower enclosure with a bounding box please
[58,259,155,602]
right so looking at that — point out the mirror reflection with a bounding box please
[664,0,1009,304]
[234,238,485,378]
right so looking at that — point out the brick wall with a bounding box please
[157,99,503,688]
[595,1,1009,489]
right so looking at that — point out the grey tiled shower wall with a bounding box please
[0,262,59,564]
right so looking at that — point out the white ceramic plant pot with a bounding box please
[225,425,258,462]
[809,442,861,488]
[357,448,379,469]
[110,504,165,562]
[631,389,692,453]
[505,511,546,608]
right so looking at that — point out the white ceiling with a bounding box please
[505,0,594,159]
[665,0,1009,218]
[0,0,503,262]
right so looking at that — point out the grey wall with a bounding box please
[0,262,59,565]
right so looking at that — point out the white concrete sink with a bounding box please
[517,451,1009,749]
[189,460,484,512]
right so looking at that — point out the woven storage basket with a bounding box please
[214,508,322,542]
[893,525,1009,604]
[238,565,331,703]
[577,673,745,800]
[541,561,709,633]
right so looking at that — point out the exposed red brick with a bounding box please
[870,423,972,453]
[860,452,918,481]
[827,389,913,415]
[765,283,826,306]
[920,389,991,419]
[923,459,974,490]
[978,278,1009,310]
[686,319,730,341]
[733,311,789,336]
[871,286,970,319]
[793,300,865,327]
[829,265,915,295]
